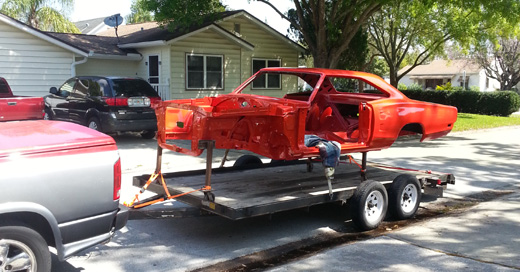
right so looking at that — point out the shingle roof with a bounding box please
[74,17,110,34]
[97,10,243,45]
[398,59,481,76]
[45,32,139,56]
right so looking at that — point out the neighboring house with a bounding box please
[0,10,304,99]
[398,59,500,91]
[74,17,113,34]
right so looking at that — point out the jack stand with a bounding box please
[360,152,368,181]
[219,149,230,168]
[199,140,215,201]
[325,167,335,199]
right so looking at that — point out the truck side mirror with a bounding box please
[50,87,58,95]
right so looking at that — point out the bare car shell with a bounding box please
[155,67,458,160]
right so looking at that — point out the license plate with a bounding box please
[128,97,150,107]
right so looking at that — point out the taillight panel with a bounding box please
[113,158,122,200]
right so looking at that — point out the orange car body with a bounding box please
[155,68,457,160]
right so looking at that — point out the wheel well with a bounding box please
[400,123,423,135]
[0,212,55,247]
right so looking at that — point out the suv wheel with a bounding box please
[141,130,156,139]
[87,117,101,131]
[0,226,52,272]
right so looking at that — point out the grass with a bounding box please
[452,113,520,132]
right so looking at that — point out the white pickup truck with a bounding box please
[0,120,128,272]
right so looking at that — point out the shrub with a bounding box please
[397,83,407,91]
[407,83,423,91]
[478,91,520,116]
[448,90,481,114]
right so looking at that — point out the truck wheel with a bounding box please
[350,180,388,231]
[389,174,421,220]
[0,226,51,272]
[87,117,101,132]
[141,130,156,139]
[233,155,263,168]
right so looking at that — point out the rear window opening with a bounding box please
[111,79,160,98]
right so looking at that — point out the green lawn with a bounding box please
[452,113,520,132]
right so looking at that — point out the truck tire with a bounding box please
[0,226,51,272]
[233,155,263,168]
[350,180,388,231]
[389,174,421,220]
[87,117,101,132]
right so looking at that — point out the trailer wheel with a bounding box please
[0,226,51,272]
[389,174,421,220]
[350,180,388,231]
[233,155,263,168]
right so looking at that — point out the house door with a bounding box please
[148,55,160,84]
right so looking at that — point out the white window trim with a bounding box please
[252,58,282,89]
[186,54,224,90]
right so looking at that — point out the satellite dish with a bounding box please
[104,14,123,43]
[104,14,123,27]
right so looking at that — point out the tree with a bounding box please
[140,0,225,31]
[125,0,154,24]
[1,0,79,33]
[367,0,520,87]
[473,38,520,90]
[259,0,385,69]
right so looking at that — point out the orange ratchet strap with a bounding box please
[123,172,211,209]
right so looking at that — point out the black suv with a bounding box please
[44,76,160,138]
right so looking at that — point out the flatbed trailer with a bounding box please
[131,147,455,230]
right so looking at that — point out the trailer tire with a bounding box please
[389,174,421,220]
[350,180,388,231]
[233,155,263,168]
[0,225,52,272]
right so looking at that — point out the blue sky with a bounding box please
[70,0,294,35]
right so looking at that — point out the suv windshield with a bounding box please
[111,79,159,97]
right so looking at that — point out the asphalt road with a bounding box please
[52,126,520,272]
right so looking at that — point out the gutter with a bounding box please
[70,52,92,77]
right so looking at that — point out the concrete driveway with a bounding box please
[52,126,520,272]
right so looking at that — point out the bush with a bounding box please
[397,83,407,91]
[407,83,423,91]
[478,91,520,117]
[448,90,481,114]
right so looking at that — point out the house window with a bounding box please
[486,77,490,89]
[252,59,281,89]
[186,54,223,89]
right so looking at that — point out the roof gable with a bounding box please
[0,12,88,56]
[98,10,304,52]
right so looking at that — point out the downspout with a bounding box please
[71,51,93,77]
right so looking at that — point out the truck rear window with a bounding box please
[111,79,159,98]
[0,80,9,94]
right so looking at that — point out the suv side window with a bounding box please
[87,79,103,97]
[59,79,75,97]
[93,79,110,97]
[71,79,89,98]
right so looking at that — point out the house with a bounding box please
[398,59,500,91]
[74,17,113,34]
[0,10,304,99]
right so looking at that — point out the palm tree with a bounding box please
[1,0,80,33]
[125,0,154,24]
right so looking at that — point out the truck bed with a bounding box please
[133,161,453,220]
